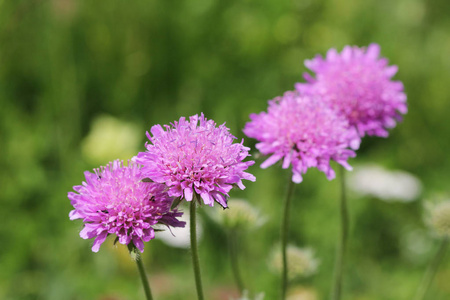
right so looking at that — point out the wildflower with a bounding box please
[134,113,256,208]
[426,200,450,238]
[269,245,320,280]
[208,199,266,231]
[296,44,407,138]
[68,160,185,253]
[243,91,360,183]
[348,164,422,202]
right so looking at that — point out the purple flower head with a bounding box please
[296,44,407,138]
[134,113,256,208]
[68,160,185,253]
[243,91,360,183]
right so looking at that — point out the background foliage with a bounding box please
[1,0,450,299]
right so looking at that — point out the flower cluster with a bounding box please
[68,160,185,253]
[296,44,407,138]
[244,91,360,183]
[134,113,256,208]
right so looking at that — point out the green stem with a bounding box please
[331,165,349,300]
[135,253,154,300]
[190,199,205,300]
[229,229,245,293]
[281,179,296,300]
[413,238,449,300]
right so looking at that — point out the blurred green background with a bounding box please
[1,0,450,299]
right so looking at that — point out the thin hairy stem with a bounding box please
[331,165,349,300]
[281,179,296,300]
[190,198,205,300]
[135,253,154,300]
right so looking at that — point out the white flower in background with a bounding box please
[269,245,319,280]
[156,207,203,248]
[208,199,266,231]
[230,290,265,300]
[348,164,422,202]
[81,114,141,165]
[426,200,450,238]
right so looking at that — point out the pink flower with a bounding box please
[244,91,360,183]
[134,113,255,208]
[296,44,407,138]
[68,160,185,253]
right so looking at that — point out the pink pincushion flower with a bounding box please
[68,160,185,253]
[244,91,360,183]
[296,43,407,138]
[134,113,256,208]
